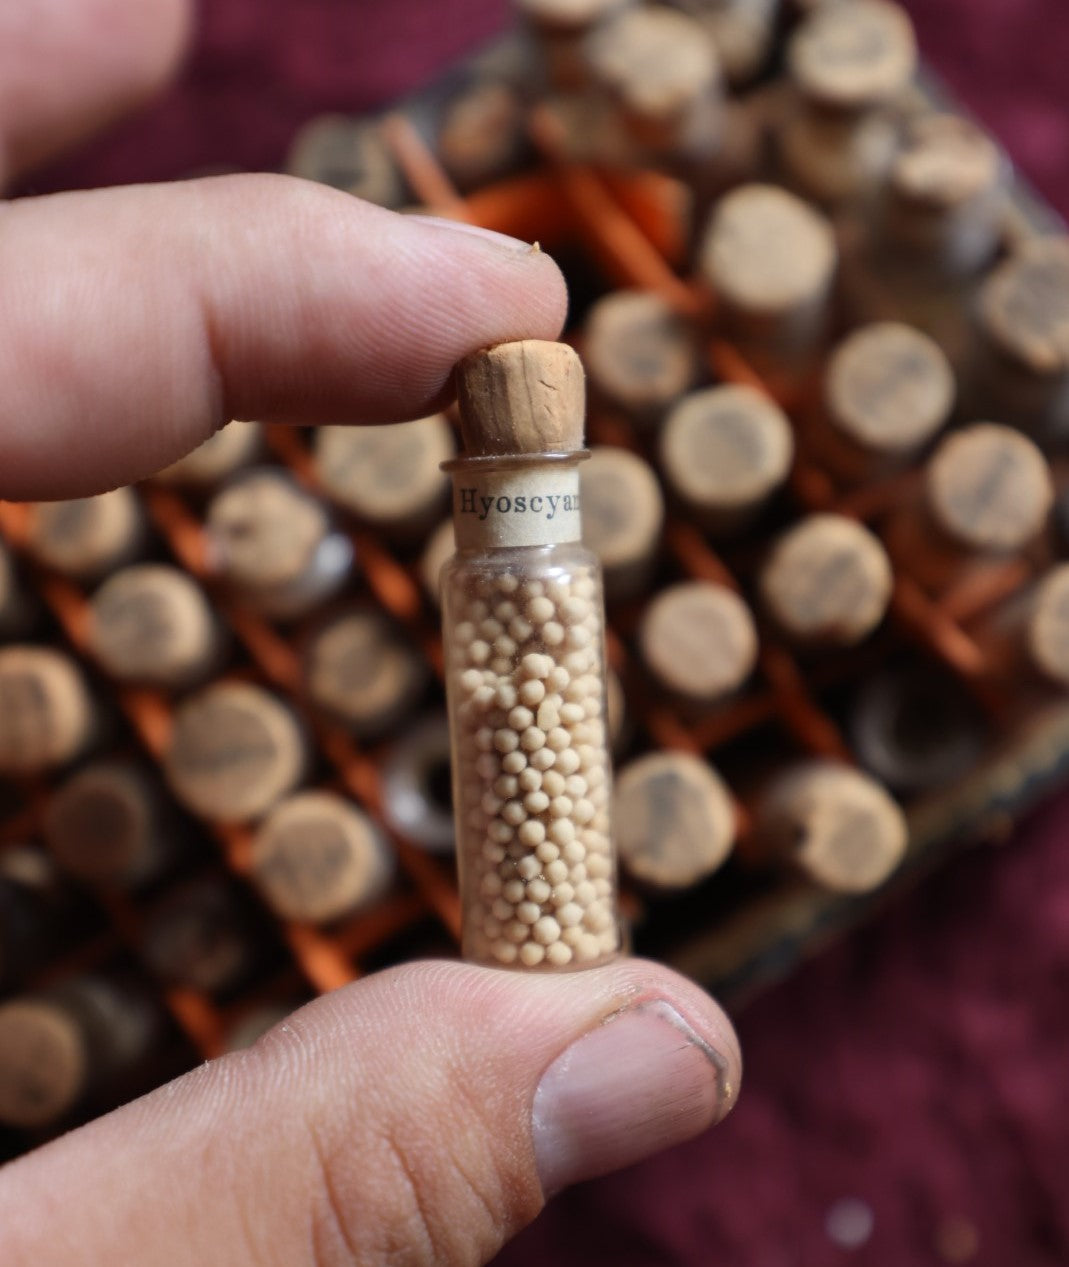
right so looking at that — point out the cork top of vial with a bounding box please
[251,791,393,925]
[614,751,736,890]
[0,647,93,776]
[43,762,158,888]
[700,184,837,315]
[26,488,141,580]
[760,513,893,645]
[516,0,629,32]
[154,420,263,488]
[788,0,917,111]
[761,761,908,894]
[825,322,955,454]
[925,423,1053,552]
[585,7,720,121]
[978,237,1069,376]
[163,681,306,822]
[891,114,1002,210]
[639,580,759,703]
[660,384,795,513]
[579,446,665,571]
[0,998,88,1129]
[207,470,330,589]
[455,340,586,456]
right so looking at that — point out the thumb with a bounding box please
[0,959,740,1267]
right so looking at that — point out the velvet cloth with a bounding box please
[30,2,1069,1262]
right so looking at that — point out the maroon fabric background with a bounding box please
[27,2,1069,1263]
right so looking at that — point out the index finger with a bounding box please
[0,176,568,499]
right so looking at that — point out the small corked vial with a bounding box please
[302,607,429,741]
[86,564,223,690]
[969,238,1069,440]
[883,423,1054,594]
[0,975,161,1130]
[43,761,180,890]
[659,384,794,533]
[313,415,455,541]
[140,876,265,997]
[813,322,955,481]
[419,518,456,608]
[516,0,631,90]
[579,446,665,602]
[24,487,145,582]
[759,513,893,647]
[250,790,394,925]
[0,646,94,776]
[581,290,701,426]
[638,580,759,710]
[153,420,264,490]
[614,750,736,890]
[972,564,1069,696]
[700,183,838,371]
[286,114,405,207]
[436,78,528,190]
[847,664,986,794]
[584,5,723,160]
[381,712,456,854]
[777,0,916,206]
[205,468,353,620]
[162,680,307,823]
[679,0,778,89]
[880,114,1005,277]
[755,760,908,894]
[441,340,620,970]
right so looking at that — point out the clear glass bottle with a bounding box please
[441,341,620,971]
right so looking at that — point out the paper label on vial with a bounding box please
[453,468,582,549]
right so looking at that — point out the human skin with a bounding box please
[0,4,742,1264]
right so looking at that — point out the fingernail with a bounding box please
[402,213,537,253]
[531,999,734,1196]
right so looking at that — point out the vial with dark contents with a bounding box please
[441,340,620,970]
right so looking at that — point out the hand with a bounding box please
[0,4,743,1264]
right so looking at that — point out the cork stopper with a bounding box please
[700,183,837,317]
[437,80,526,189]
[926,423,1053,552]
[891,114,1002,211]
[87,564,219,689]
[660,384,794,520]
[303,608,428,739]
[250,791,394,925]
[286,115,404,207]
[825,322,955,455]
[639,581,759,704]
[582,290,699,420]
[579,447,664,597]
[0,998,88,1128]
[163,681,306,822]
[141,878,257,995]
[0,647,93,775]
[154,420,263,488]
[207,470,329,591]
[614,751,736,890]
[788,0,917,110]
[517,0,629,32]
[1026,565,1069,687]
[455,340,586,456]
[419,518,456,607]
[25,488,143,581]
[43,762,168,889]
[760,761,908,893]
[760,514,893,645]
[978,238,1069,376]
[585,7,720,122]
[314,415,454,531]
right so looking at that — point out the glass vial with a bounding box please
[442,340,620,971]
